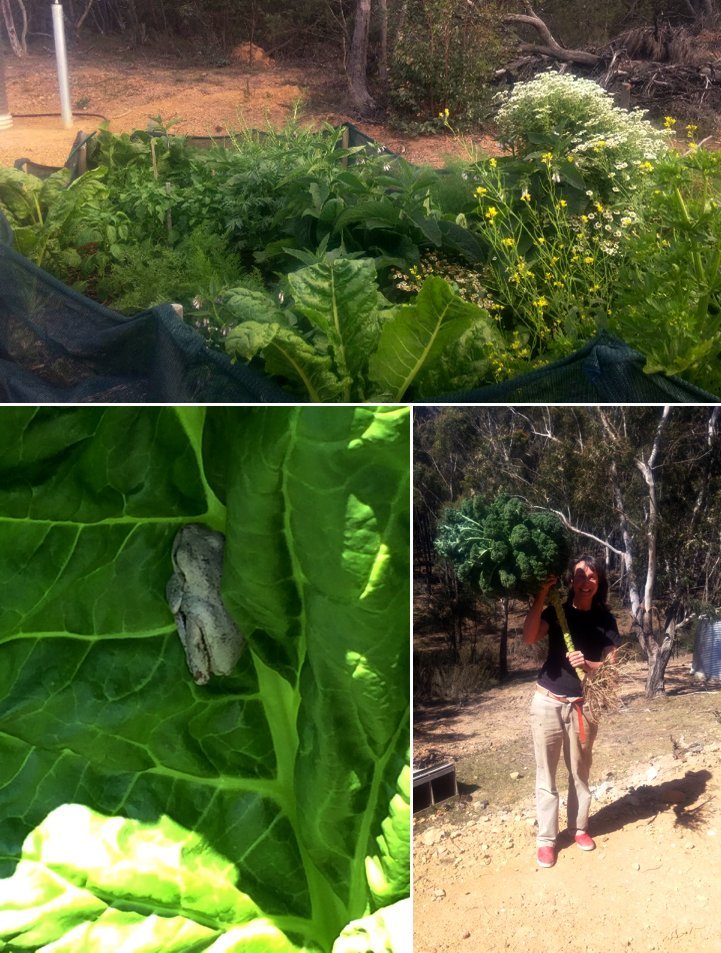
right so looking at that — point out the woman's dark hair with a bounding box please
[565,553,608,610]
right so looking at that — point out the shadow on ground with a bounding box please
[587,768,713,838]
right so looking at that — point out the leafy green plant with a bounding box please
[387,0,506,124]
[0,406,410,952]
[435,494,570,596]
[96,226,249,317]
[0,165,127,282]
[222,255,506,401]
[609,148,721,394]
[258,156,452,276]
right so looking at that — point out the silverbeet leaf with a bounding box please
[0,406,410,953]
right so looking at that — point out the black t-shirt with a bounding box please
[537,602,621,697]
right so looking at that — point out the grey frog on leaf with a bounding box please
[166,523,245,685]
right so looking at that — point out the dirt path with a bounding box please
[414,657,721,953]
[0,39,499,169]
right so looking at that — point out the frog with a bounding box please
[166,523,245,685]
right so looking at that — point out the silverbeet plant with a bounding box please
[0,406,410,952]
[222,256,505,402]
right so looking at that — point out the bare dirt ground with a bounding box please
[0,37,500,170]
[414,651,721,953]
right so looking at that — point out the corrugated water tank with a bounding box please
[692,619,721,681]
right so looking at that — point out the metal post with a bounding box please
[51,1,73,129]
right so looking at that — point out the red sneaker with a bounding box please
[536,846,556,867]
[575,831,596,851]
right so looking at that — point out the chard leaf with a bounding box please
[333,201,402,231]
[0,407,410,953]
[0,166,43,226]
[42,168,109,233]
[38,167,73,210]
[212,407,411,929]
[409,320,505,399]
[0,805,308,952]
[406,209,442,246]
[365,758,411,908]
[287,258,384,389]
[368,276,500,400]
[223,287,286,324]
[331,899,411,953]
[225,320,347,401]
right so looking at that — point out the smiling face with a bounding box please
[571,560,599,609]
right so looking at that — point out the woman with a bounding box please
[523,554,621,868]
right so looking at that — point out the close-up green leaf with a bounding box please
[0,406,411,953]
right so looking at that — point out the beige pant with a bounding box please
[530,691,598,846]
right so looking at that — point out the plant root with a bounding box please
[583,642,637,723]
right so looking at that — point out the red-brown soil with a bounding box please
[0,38,500,169]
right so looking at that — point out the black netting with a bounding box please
[0,236,293,403]
[433,334,716,403]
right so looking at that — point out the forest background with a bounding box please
[1,0,719,126]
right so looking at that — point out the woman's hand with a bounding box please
[523,576,556,645]
[540,574,557,595]
[567,649,587,671]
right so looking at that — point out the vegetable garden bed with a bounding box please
[1,75,720,403]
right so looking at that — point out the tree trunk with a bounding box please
[1,0,26,57]
[645,608,680,696]
[499,595,509,681]
[377,0,388,89]
[347,0,376,113]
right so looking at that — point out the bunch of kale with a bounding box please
[435,494,570,597]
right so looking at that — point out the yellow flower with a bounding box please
[558,199,567,208]
[501,237,515,246]
[533,297,549,309]
[520,190,531,203]
[639,161,654,173]
[485,206,498,221]
[580,214,589,223]
[566,154,575,163]
[489,157,497,168]
[536,236,546,244]
[595,202,604,213]
[664,116,676,128]
[541,152,553,165]
[475,186,488,197]
[686,123,698,137]
[439,107,450,120]
[584,256,594,264]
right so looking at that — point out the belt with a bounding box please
[535,684,587,743]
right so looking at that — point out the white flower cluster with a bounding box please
[495,71,669,164]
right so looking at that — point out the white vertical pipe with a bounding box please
[51,1,73,129]
[0,39,12,129]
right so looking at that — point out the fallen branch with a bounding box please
[503,2,601,66]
